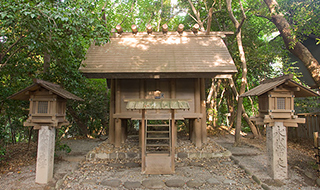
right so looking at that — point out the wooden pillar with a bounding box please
[139,79,145,147]
[200,78,207,144]
[121,119,127,143]
[170,79,177,144]
[114,79,122,147]
[189,119,193,141]
[109,79,115,144]
[194,78,202,147]
[115,119,122,147]
[141,110,146,173]
[171,109,175,172]
[35,126,55,184]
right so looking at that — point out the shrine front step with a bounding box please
[86,150,232,161]
[144,154,173,174]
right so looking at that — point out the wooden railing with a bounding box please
[288,112,320,140]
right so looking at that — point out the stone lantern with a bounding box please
[8,79,83,184]
[240,74,320,180]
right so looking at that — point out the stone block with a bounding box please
[35,126,56,184]
[177,152,188,158]
[124,181,141,189]
[101,179,122,187]
[165,179,185,187]
[142,179,165,189]
[186,179,204,188]
[267,122,288,180]
[127,152,138,158]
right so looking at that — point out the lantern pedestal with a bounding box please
[35,126,56,184]
[266,122,287,180]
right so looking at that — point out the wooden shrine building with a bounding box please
[80,25,237,174]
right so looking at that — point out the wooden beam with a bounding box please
[115,119,122,147]
[192,24,199,34]
[146,24,152,34]
[115,79,122,147]
[200,78,207,144]
[139,79,145,147]
[177,24,184,34]
[162,24,168,34]
[171,109,175,173]
[170,79,177,145]
[194,78,202,147]
[121,119,127,143]
[131,24,138,34]
[141,110,146,173]
[116,25,123,34]
[109,79,115,144]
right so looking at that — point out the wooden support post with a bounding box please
[114,80,122,147]
[115,119,122,147]
[189,119,194,141]
[200,78,207,144]
[314,132,319,177]
[141,110,146,173]
[121,119,127,143]
[194,79,202,147]
[194,119,202,148]
[170,79,177,145]
[109,79,115,144]
[35,126,55,184]
[139,80,145,148]
[171,109,175,173]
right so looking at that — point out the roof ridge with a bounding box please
[260,74,293,84]
[33,78,61,88]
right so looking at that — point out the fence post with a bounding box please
[314,132,319,177]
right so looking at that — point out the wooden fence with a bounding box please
[288,112,320,140]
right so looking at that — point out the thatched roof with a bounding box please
[80,32,237,79]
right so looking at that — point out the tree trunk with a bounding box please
[228,78,260,138]
[43,51,50,74]
[226,0,249,144]
[264,0,320,88]
[67,106,89,136]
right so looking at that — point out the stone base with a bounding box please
[35,126,56,184]
[266,122,287,180]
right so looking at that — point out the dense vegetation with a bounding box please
[1,0,319,156]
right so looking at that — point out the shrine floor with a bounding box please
[1,134,319,189]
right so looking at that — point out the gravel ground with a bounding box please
[58,157,261,189]
[1,134,319,190]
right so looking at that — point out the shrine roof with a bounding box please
[240,75,320,98]
[8,79,84,101]
[80,31,237,79]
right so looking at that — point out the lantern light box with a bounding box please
[9,79,83,129]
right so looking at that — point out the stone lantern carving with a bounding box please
[9,79,83,184]
[240,74,319,180]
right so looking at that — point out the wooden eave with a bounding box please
[240,75,320,98]
[80,31,237,79]
[8,79,84,101]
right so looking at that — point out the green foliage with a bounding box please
[55,140,71,154]
[0,0,110,143]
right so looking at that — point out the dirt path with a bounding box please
[1,135,319,189]
[0,138,102,190]
[213,134,319,189]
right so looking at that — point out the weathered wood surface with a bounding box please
[80,33,237,78]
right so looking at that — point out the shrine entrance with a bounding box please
[126,99,190,174]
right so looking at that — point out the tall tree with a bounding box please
[263,0,320,88]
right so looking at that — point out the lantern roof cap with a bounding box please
[240,74,320,98]
[8,79,84,101]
